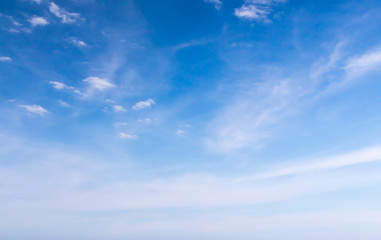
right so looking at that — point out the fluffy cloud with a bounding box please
[234,0,286,21]
[49,2,82,24]
[29,16,49,26]
[19,104,48,116]
[0,56,12,62]
[132,99,155,110]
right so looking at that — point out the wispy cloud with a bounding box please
[49,81,80,95]
[204,0,222,10]
[1,140,380,213]
[138,118,152,124]
[345,47,381,78]
[176,129,184,135]
[113,105,127,113]
[0,14,30,33]
[49,2,83,24]
[29,16,49,26]
[234,0,286,22]
[236,145,381,182]
[58,100,70,108]
[119,132,138,139]
[68,38,87,47]
[19,104,48,116]
[83,77,115,96]
[207,79,294,152]
[0,56,12,62]
[114,122,128,127]
[132,99,155,110]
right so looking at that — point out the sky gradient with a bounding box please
[1,0,381,239]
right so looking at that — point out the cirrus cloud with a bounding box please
[19,104,48,116]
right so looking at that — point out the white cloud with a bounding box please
[176,129,184,135]
[29,0,41,3]
[58,100,70,108]
[1,137,381,237]
[83,77,115,92]
[138,118,152,124]
[49,2,82,24]
[49,81,80,94]
[70,38,87,47]
[113,105,127,113]
[204,0,222,10]
[234,0,286,21]
[207,80,293,152]
[29,16,49,26]
[235,145,381,182]
[114,122,128,127]
[19,104,48,116]
[345,48,381,78]
[0,56,12,62]
[132,99,155,110]
[119,132,138,139]
[49,81,70,90]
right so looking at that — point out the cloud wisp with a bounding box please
[82,77,115,97]
[69,38,87,47]
[19,104,48,116]
[0,56,12,62]
[235,0,287,22]
[49,2,83,24]
[119,132,138,139]
[113,105,127,113]
[204,0,222,10]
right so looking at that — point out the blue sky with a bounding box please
[1,0,381,239]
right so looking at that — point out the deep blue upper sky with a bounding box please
[1,0,381,239]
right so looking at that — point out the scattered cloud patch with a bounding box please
[49,81,70,90]
[83,77,115,92]
[176,129,184,135]
[114,122,128,127]
[69,38,87,47]
[19,104,48,116]
[29,16,49,26]
[0,56,12,62]
[132,99,155,110]
[138,118,152,124]
[49,81,81,95]
[113,105,127,113]
[234,0,286,22]
[58,100,70,107]
[119,132,138,139]
[0,14,30,33]
[49,2,82,24]
[204,0,222,10]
